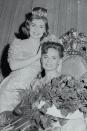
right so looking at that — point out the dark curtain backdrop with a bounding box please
[0,0,87,57]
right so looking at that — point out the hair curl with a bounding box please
[41,41,64,58]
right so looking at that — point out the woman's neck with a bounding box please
[29,37,40,45]
[45,70,58,81]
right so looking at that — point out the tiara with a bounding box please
[41,34,59,44]
[32,7,47,18]
[59,28,87,61]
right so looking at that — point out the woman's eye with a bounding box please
[40,26,44,28]
[31,24,35,27]
[44,57,48,59]
[53,57,56,59]
[51,57,56,59]
[44,56,48,59]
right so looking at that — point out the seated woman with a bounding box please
[30,40,87,131]
[14,40,87,131]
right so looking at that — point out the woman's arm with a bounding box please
[9,53,40,71]
[8,39,41,71]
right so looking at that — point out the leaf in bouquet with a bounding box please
[59,100,78,116]
[60,108,69,117]
[52,97,64,109]
[39,114,58,130]
[32,110,41,126]
[58,117,68,126]
[39,86,52,101]
[12,117,31,130]
[68,79,78,89]
[51,77,60,87]
[49,87,58,98]
[79,104,87,114]
[82,80,87,89]
[60,87,76,101]
[21,125,39,131]
[11,108,40,131]
[0,111,16,129]
[39,115,49,129]
[77,89,87,114]
[57,75,67,82]
[77,88,87,101]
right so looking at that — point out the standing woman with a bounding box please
[0,7,49,113]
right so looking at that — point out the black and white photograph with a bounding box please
[0,0,87,130]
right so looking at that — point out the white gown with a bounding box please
[0,38,40,113]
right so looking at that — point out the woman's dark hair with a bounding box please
[15,13,32,39]
[41,41,64,58]
[15,21,30,39]
[0,44,11,77]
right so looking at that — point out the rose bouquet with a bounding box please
[1,74,87,131]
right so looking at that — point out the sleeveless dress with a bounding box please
[0,38,40,113]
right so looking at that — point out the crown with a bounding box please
[59,28,87,61]
[41,34,59,44]
[32,7,47,18]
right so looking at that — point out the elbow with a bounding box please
[8,58,18,71]
[8,60,18,71]
[8,59,15,71]
[9,61,23,70]
[9,63,17,71]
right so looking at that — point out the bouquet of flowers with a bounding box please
[1,74,87,131]
[31,75,87,116]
